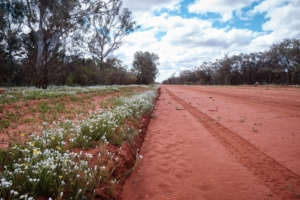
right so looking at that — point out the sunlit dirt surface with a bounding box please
[122,85,300,200]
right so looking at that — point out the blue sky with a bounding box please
[115,0,300,82]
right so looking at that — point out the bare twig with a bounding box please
[133,178,142,186]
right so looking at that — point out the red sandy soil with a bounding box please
[0,87,144,148]
[0,93,114,148]
[122,85,300,200]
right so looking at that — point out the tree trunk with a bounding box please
[288,69,292,85]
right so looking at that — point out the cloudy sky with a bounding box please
[113,0,300,82]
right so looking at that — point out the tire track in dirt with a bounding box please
[181,87,300,117]
[166,88,300,199]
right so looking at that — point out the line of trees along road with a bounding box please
[163,38,300,85]
[1,0,161,88]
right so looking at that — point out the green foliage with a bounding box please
[65,75,74,86]
[0,0,25,86]
[132,51,160,84]
[1,119,10,128]
[88,1,138,64]
[0,0,139,88]
[22,118,33,124]
[39,101,51,113]
[70,95,78,102]
[55,103,65,112]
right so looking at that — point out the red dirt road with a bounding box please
[122,85,300,200]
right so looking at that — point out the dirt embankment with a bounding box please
[122,85,300,200]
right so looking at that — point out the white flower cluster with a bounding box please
[0,85,136,104]
[1,143,105,199]
[0,85,159,199]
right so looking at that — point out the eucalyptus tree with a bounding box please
[227,54,240,85]
[216,54,232,85]
[289,39,300,84]
[0,0,25,85]
[268,39,300,84]
[197,61,214,85]
[132,51,159,84]
[289,39,300,68]
[21,0,113,88]
[87,0,138,65]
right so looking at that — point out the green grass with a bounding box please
[39,101,51,113]
[1,120,10,128]
[55,103,65,112]
[0,85,159,199]
[22,118,33,124]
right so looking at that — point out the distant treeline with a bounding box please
[0,54,139,87]
[162,39,300,85]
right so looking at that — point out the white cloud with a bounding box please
[122,0,181,13]
[188,0,257,22]
[247,0,300,48]
[253,0,300,32]
[115,13,256,82]
[112,0,300,82]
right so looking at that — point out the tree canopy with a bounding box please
[132,51,159,84]
[0,0,139,88]
[87,0,139,64]
[0,0,25,86]
[22,0,115,88]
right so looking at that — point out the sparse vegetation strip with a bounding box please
[0,85,159,200]
[0,85,135,105]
